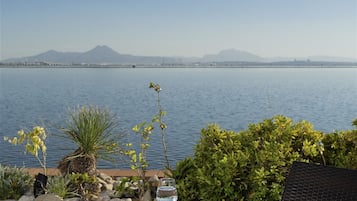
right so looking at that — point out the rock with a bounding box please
[98,172,113,184]
[63,198,80,201]
[18,195,35,201]
[90,194,99,201]
[98,182,104,191]
[101,189,117,198]
[97,173,114,191]
[98,178,114,191]
[97,177,106,190]
[98,190,118,200]
[113,180,121,189]
[93,195,111,201]
[101,183,113,191]
[142,189,152,201]
[24,188,33,196]
[34,194,63,201]
[105,183,114,191]
[148,175,159,187]
[110,198,132,201]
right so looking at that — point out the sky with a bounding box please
[0,0,356,60]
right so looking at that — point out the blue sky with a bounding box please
[1,0,356,60]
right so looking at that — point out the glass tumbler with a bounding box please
[156,178,178,201]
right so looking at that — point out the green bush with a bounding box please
[47,175,77,198]
[322,120,357,169]
[0,164,33,200]
[172,158,200,201]
[175,115,325,201]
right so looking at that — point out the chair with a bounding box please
[281,161,357,201]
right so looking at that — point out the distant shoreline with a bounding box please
[1,59,357,69]
[1,64,357,69]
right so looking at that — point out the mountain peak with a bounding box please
[88,45,118,54]
[46,49,58,53]
[219,48,247,53]
[203,48,263,62]
[93,45,111,50]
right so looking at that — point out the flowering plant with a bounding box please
[4,126,47,175]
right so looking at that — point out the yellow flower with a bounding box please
[31,135,40,144]
[132,125,140,132]
[10,137,18,145]
[18,130,26,143]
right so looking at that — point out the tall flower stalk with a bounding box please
[149,82,170,169]
[124,82,171,200]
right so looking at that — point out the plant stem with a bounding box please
[36,153,47,175]
[157,91,170,169]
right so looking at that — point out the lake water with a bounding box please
[0,67,356,169]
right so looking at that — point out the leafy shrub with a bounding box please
[175,115,325,201]
[322,119,357,169]
[47,175,77,198]
[0,164,33,200]
[172,158,200,201]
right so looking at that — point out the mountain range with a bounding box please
[2,45,356,64]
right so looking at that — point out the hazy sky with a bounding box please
[1,0,356,60]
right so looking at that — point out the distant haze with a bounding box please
[3,45,356,64]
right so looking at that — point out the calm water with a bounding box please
[0,67,356,169]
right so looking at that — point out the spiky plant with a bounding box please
[58,106,121,198]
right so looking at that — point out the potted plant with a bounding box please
[4,126,48,197]
[57,106,121,199]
